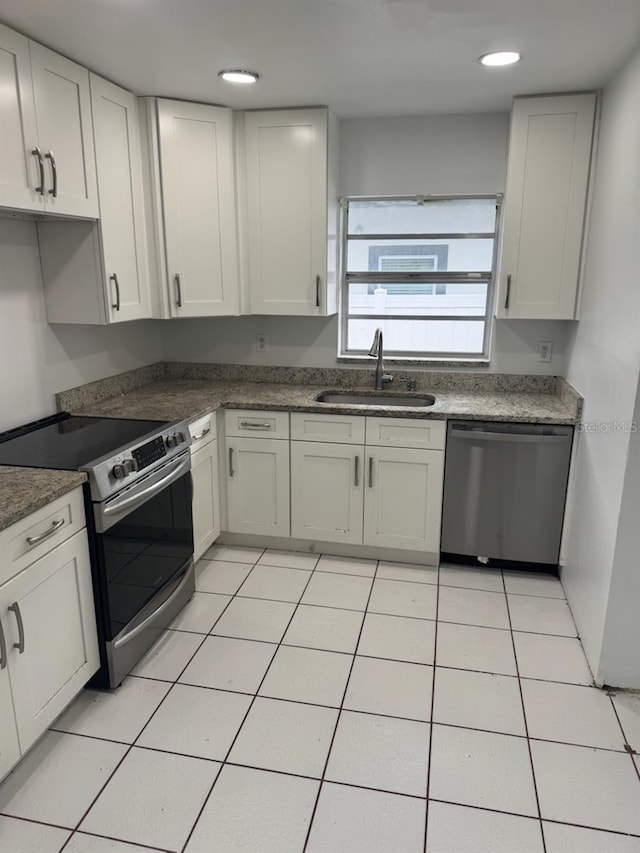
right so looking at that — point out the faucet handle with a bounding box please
[381,373,394,388]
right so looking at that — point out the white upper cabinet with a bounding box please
[243,107,339,316]
[0,24,98,217]
[29,43,98,218]
[497,93,597,320]
[39,75,151,324]
[0,24,39,210]
[144,99,239,318]
[89,74,151,322]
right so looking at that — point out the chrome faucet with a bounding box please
[368,328,394,390]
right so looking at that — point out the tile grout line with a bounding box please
[178,551,322,853]
[422,559,442,853]
[301,560,381,853]
[607,693,640,785]
[501,570,548,853]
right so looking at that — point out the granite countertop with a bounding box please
[72,378,581,424]
[0,467,87,533]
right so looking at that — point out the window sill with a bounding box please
[337,356,491,369]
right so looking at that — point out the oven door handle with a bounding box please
[103,454,191,519]
[112,560,194,651]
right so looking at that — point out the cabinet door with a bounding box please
[0,663,20,781]
[158,100,239,317]
[291,441,364,545]
[191,438,221,561]
[1,531,99,752]
[498,94,596,320]
[90,74,151,322]
[226,437,290,537]
[245,108,328,315]
[29,42,98,217]
[364,448,444,553]
[0,24,41,211]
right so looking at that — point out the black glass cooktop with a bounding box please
[0,413,168,471]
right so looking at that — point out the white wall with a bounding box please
[167,113,571,373]
[0,219,163,431]
[560,45,640,685]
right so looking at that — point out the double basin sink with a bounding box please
[314,390,435,408]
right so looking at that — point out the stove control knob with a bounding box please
[123,458,138,474]
[166,434,178,449]
[176,431,186,444]
[112,463,127,479]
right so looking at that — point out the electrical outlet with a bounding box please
[256,333,268,353]
[537,341,553,362]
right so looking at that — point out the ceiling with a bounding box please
[1,0,640,117]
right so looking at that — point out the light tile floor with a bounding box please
[1,547,640,852]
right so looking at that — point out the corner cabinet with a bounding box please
[243,108,339,316]
[39,75,151,324]
[141,98,240,318]
[0,489,99,781]
[497,93,597,320]
[0,23,98,217]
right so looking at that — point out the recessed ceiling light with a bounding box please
[218,69,260,84]
[479,51,521,67]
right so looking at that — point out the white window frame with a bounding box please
[339,194,502,361]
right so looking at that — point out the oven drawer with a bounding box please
[224,409,289,439]
[189,413,216,449]
[0,487,86,586]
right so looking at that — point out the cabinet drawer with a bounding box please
[0,487,86,587]
[291,413,365,445]
[365,417,446,450]
[224,409,289,439]
[189,413,216,448]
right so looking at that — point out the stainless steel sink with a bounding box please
[314,391,435,407]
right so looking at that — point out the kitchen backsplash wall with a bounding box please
[0,220,163,432]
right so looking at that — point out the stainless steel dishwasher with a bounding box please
[441,421,574,569]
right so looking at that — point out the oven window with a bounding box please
[98,472,194,639]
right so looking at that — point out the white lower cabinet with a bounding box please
[0,667,20,781]
[190,415,220,561]
[226,437,290,537]
[0,491,99,782]
[291,441,364,545]
[363,447,444,552]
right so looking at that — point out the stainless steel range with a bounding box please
[0,413,195,688]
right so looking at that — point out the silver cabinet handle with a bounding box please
[239,421,272,431]
[110,273,120,311]
[191,427,211,442]
[8,603,25,654]
[368,457,374,488]
[26,518,65,548]
[505,274,512,309]
[175,274,182,307]
[315,275,321,308]
[0,619,7,670]
[31,147,45,195]
[228,447,235,477]
[354,455,360,488]
[45,150,57,197]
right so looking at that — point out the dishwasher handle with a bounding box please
[450,426,571,445]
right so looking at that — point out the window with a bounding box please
[340,196,500,359]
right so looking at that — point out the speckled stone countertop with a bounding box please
[70,378,581,424]
[0,467,87,533]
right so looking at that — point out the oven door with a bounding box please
[91,451,194,686]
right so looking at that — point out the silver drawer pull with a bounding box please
[8,603,25,654]
[354,455,360,488]
[26,518,65,547]
[368,457,374,488]
[229,447,235,477]
[191,427,211,442]
[239,421,272,430]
